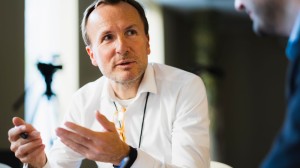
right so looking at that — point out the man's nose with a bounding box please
[115,36,128,56]
[234,0,245,11]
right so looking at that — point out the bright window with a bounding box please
[25,0,78,151]
[141,0,165,64]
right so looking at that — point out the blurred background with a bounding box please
[0,0,288,167]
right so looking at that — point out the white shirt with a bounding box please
[42,63,210,168]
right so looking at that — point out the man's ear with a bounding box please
[146,35,151,55]
[86,46,98,66]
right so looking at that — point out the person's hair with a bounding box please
[81,0,149,46]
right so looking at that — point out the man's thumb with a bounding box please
[12,117,26,126]
[96,111,116,132]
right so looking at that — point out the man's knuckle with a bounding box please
[10,144,17,152]
[15,151,21,158]
[18,147,27,156]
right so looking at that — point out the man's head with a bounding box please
[82,0,150,85]
[234,0,294,37]
[82,0,149,46]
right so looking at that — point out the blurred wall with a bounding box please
[215,12,287,168]
[163,7,287,168]
[0,0,24,167]
[79,0,101,87]
[0,1,25,149]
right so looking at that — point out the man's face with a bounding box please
[235,0,285,36]
[86,2,150,85]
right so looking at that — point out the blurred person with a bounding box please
[8,0,210,167]
[235,0,300,167]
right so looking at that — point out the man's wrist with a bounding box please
[114,146,137,168]
[28,154,47,168]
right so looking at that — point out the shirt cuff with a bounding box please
[131,149,156,168]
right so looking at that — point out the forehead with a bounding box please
[87,2,143,31]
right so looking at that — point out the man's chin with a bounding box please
[114,74,144,86]
[253,24,272,37]
[252,23,281,37]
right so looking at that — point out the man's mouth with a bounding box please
[119,61,131,65]
[115,60,135,67]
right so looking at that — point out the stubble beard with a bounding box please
[110,61,147,89]
[114,70,145,89]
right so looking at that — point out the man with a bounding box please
[8,0,210,167]
[235,0,300,167]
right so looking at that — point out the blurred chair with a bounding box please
[211,161,232,168]
[0,163,12,168]
[0,151,21,168]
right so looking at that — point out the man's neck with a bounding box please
[110,77,143,100]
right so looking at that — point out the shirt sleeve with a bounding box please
[131,76,210,168]
[172,76,210,167]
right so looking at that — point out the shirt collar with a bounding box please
[101,64,157,101]
[136,63,157,96]
[286,12,300,61]
[101,77,114,100]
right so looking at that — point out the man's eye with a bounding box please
[103,34,113,41]
[126,30,137,36]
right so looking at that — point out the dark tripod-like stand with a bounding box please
[29,62,62,150]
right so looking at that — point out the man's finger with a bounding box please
[15,138,44,158]
[11,117,36,138]
[63,122,96,139]
[18,144,45,164]
[96,111,116,132]
[12,117,26,126]
[56,127,93,147]
[60,137,89,156]
[56,128,90,155]
[8,125,27,142]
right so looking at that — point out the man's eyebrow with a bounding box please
[97,30,112,39]
[124,24,139,30]
[96,24,139,37]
